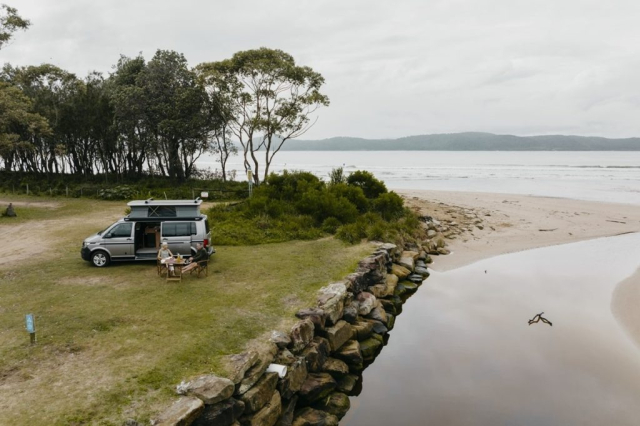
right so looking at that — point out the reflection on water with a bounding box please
[343,233,640,426]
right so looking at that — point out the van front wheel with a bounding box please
[91,250,110,267]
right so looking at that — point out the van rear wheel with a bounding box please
[91,250,110,267]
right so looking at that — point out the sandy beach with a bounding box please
[400,189,640,271]
[400,188,640,349]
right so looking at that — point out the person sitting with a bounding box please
[183,243,209,273]
[2,203,16,217]
[157,242,174,274]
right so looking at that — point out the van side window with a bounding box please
[110,223,132,238]
[162,222,194,237]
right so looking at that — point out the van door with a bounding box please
[160,222,193,256]
[102,222,134,258]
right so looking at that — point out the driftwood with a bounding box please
[528,312,552,326]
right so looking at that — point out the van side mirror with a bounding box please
[105,232,113,239]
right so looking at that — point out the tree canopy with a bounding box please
[1,46,329,182]
[197,47,329,184]
[0,4,29,50]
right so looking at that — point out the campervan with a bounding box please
[81,199,214,267]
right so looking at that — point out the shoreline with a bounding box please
[400,188,640,355]
[398,189,640,271]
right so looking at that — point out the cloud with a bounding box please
[3,0,640,138]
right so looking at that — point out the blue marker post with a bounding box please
[25,314,36,344]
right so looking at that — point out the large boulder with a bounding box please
[341,303,358,324]
[312,392,351,420]
[402,281,419,293]
[156,396,204,426]
[356,253,388,287]
[365,306,388,325]
[240,372,278,413]
[301,337,331,372]
[352,319,373,341]
[298,373,337,404]
[278,357,308,399]
[319,320,352,352]
[279,395,298,426]
[414,266,430,277]
[364,319,388,335]
[237,343,278,395]
[184,375,235,405]
[322,358,349,378]
[292,408,339,426]
[223,351,259,385]
[295,308,327,331]
[317,283,347,326]
[359,337,383,360]
[336,374,359,394]
[239,391,281,426]
[391,264,411,279]
[354,292,377,316]
[369,283,389,299]
[397,255,415,272]
[344,272,368,294]
[379,299,397,316]
[270,331,291,349]
[289,319,315,353]
[193,398,245,426]
[385,274,399,295]
[333,340,363,365]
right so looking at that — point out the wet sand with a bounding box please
[344,233,640,426]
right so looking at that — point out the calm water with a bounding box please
[198,151,640,205]
[343,233,640,426]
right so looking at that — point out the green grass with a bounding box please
[0,197,373,425]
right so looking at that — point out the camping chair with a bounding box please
[190,259,209,278]
[157,258,167,277]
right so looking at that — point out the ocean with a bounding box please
[198,151,640,205]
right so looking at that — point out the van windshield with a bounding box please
[97,222,117,235]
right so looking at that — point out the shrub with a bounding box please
[322,217,342,234]
[328,167,347,185]
[262,170,324,202]
[336,222,366,244]
[329,183,369,212]
[346,170,387,199]
[372,192,404,220]
[296,189,359,224]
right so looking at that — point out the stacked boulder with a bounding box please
[153,242,432,426]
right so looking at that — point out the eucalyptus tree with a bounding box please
[197,48,329,184]
[0,82,50,171]
[0,4,30,50]
[108,54,153,177]
[137,50,211,180]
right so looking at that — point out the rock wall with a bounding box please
[151,241,437,426]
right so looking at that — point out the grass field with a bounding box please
[0,196,373,425]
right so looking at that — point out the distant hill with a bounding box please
[275,132,640,151]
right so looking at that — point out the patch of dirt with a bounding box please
[0,205,122,269]
[0,199,61,209]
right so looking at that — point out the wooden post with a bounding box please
[66,186,69,197]
[30,332,36,345]
[26,184,29,195]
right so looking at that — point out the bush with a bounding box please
[206,170,420,246]
[322,217,342,233]
[328,167,347,185]
[346,170,387,199]
[329,183,369,212]
[372,192,404,220]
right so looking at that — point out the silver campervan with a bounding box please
[81,199,214,267]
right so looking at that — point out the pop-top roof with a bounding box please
[127,199,202,207]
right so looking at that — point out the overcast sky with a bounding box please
[3,0,640,139]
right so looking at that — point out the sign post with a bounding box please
[247,166,253,198]
[25,314,36,344]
